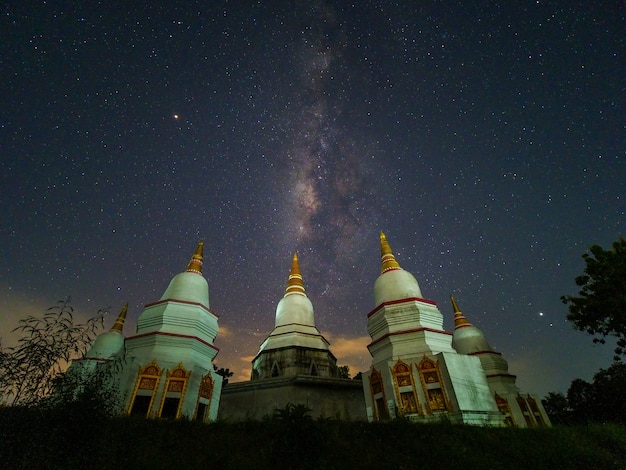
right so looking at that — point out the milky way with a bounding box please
[279,5,377,247]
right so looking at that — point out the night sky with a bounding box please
[1,1,623,396]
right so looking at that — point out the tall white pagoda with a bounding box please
[69,241,223,421]
[362,232,548,426]
[251,253,338,379]
[218,253,365,421]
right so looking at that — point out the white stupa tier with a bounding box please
[256,253,331,352]
[132,241,217,345]
[367,232,456,359]
[252,253,336,379]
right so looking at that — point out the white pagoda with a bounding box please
[362,232,549,427]
[69,242,223,421]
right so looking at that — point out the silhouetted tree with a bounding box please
[541,392,571,425]
[566,378,596,424]
[589,361,626,425]
[213,364,234,385]
[543,362,626,426]
[337,365,350,378]
[0,298,106,406]
[561,238,626,360]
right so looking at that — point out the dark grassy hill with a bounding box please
[1,406,625,469]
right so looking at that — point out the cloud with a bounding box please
[212,323,260,383]
[0,286,59,347]
[218,324,234,338]
[323,332,371,376]
[233,355,255,382]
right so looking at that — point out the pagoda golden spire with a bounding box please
[380,231,401,274]
[110,303,128,333]
[186,240,204,274]
[285,253,306,296]
[451,295,472,329]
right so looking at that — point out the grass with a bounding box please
[1,406,625,469]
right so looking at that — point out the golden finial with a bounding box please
[110,303,128,332]
[285,253,306,296]
[380,231,401,274]
[451,295,472,329]
[451,295,461,313]
[186,240,204,274]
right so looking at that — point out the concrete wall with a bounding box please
[219,375,367,421]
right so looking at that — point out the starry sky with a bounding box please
[1,1,623,396]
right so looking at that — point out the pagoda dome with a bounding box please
[373,232,423,306]
[275,293,315,327]
[85,330,125,359]
[85,304,128,360]
[452,324,494,354]
[159,241,210,307]
[450,296,494,354]
[275,253,315,327]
